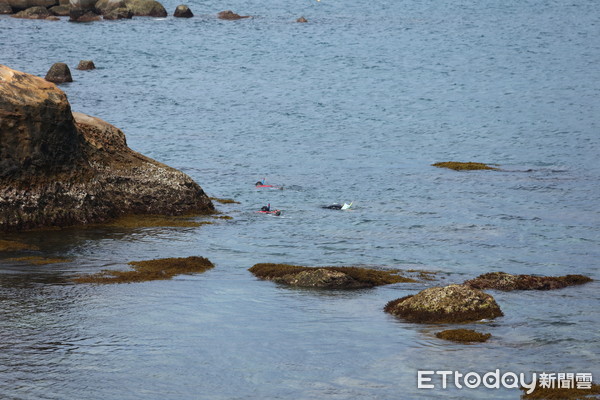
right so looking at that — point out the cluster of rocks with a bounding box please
[44,60,95,84]
[0,65,214,231]
[2,0,310,22]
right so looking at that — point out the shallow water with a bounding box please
[1,0,599,398]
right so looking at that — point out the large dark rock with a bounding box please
[12,5,52,18]
[173,4,191,18]
[0,65,214,231]
[464,272,593,291]
[217,10,249,20]
[384,284,503,323]
[45,62,73,83]
[5,0,55,12]
[125,0,165,16]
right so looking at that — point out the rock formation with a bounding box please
[217,10,249,20]
[296,16,308,23]
[464,272,593,291]
[44,62,73,83]
[384,284,503,323]
[0,65,214,231]
[69,7,101,21]
[173,4,192,18]
[4,0,55,12]
[0,2,13,13]
[95,0,166,17]
[76,60,96,70]
[12,5,52,18]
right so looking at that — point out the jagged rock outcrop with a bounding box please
[0,65,214,231]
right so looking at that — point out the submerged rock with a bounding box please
[464,272,593,291]
[74,256,214,284]
[217,10,249,20]
[432,161,498,171]
[249,263,416,289]
[173,4,191,18]
[0,240,39,252]
[384,284,503,323]
[44,62,73,83]
[0,65,214,231]
[296,16,308,23]
[76,60,95,70]
[435,329,491,343]
[12,6,52,18]
[521,382,600,399]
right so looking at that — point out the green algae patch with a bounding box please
[435,329,491,343]
[465,272,593,291]
[432,161,499,171]
[74,256,214,284]
[521,383,600,399]
[212,215,233,220]
[249,263,416,289]
[7,256,72,265]
[102,214,214,228]
[0,240,39,252]
[209,197,240,204]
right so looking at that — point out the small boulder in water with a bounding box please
[384,284,503,323]
[44,62,73,83]
[76,60,96,70]
[296,16,308,23]
[173,4,192,18]
[435,329,491,343]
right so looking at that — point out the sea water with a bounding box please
[1,0,599,398]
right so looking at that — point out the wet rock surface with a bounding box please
[464,272,593,291]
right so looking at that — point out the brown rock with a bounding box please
[5,0,55,12]
[0,65,214,231]
[464,272,593,291]
[44,62,73,83]
[69,7,101,21]
[76,60,96,70]
[384,284,503,323]
[217,10,249,20]
[435,329,491,343]
[296,16,308,23]
[12,5,51,18]
[173,4,192,18]
[103,7,132,19]
[273,268,368,289]
[49,4,69,15]
[125,0,166,17]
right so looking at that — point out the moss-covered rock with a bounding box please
[384,284,503,323]
[435,329,491,343]
[249,263,416,289]
[74,256,214,284]
[432,161,498,171]
[465,272,593,291]
[521,383,600,399]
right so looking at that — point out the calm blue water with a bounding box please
[1,0,599,398]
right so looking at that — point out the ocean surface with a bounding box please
[1,0,599,398]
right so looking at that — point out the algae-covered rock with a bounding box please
[249,263,416,289]
[384,284,503,323]
[7,256,72,265]
[435,329,491,343]
[74,256,214,284]
[521,382,600,399]
[217,10,249,20]
[465,272,593,291]
[432,161,498,171]
[45,62,73,83]
[0,65,214,231]
[0,240,39,252]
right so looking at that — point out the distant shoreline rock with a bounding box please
[0,65,214,232]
